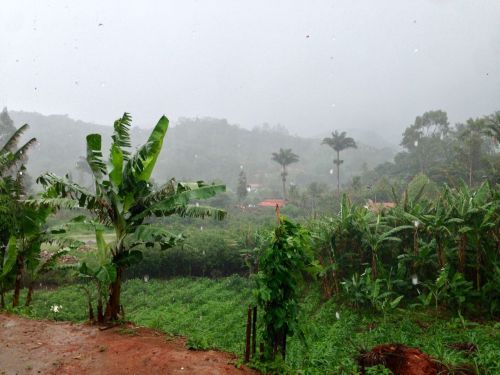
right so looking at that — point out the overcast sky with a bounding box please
[1,0,499,142]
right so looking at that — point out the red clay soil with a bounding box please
[357,343,476,375]
[0,314,258,375]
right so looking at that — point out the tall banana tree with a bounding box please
[271,148,299,200]
[322,130,357,196]
[37,113,226,321]
[0,123,37,307]
[8,202,56,307]
[443,181,494,290]
[358,212,409,280]
[421,199,454,269]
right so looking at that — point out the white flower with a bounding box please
[143,275,149,283]
[335,312,340,320]
[50,305,62,313]
[414,220,420,228]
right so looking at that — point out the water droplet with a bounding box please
[411,275,419,285]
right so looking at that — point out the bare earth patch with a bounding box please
[0,314,257,375]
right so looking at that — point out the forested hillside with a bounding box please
[9,111,395,193]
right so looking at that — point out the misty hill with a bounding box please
[10,111,395,193]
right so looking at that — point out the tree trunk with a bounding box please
[24,282,34,307]
[336,151,340,196]
[436,237,446,268]
[371,251,378,280]
[105,267,123,321]
[281,166,287,200]
[97,293,104,323]
[88,300,95,322]
[12,254,24,308]
[413,229,419,274]
[458,234,467,273]
[475,241,481,291]
[0,289,5,309]
[469,138,473,187]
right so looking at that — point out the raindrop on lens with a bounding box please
[411,275,418,285]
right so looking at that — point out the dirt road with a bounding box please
[0,314,257,375]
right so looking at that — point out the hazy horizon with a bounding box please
[1,1,499,144]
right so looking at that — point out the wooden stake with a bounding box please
[251,306,257,357]
[245,306,252,362]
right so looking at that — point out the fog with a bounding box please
[1,0,499,142]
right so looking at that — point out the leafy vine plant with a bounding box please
[255,215,319,361]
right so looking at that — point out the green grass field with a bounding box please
[10,277,500,374]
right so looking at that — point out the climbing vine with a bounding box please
[255,215,318,360]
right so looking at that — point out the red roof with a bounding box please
[257,199,286,207]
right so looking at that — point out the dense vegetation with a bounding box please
[5,278,499,374]
[0,107,499,374]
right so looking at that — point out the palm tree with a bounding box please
[271,148,299,200]
[322,131,357,195]
[37,113,226,321]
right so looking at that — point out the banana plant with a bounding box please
[359,212,411,279]
[444,181,494,288]
[8,202,55,307]
[0,236,17,308]
[24,247,71,307]
[421,194,455,269]
[78,226,116,323]
[37,113,226,321]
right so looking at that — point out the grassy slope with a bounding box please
[12,277,500,374]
